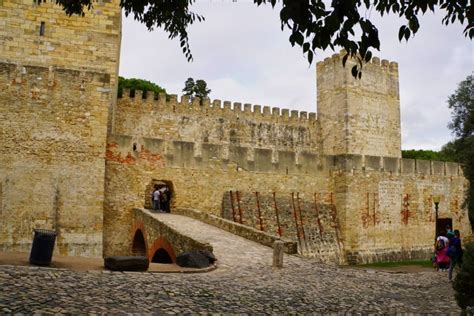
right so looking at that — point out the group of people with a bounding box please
[434,226,463,281]
[151,185,171,213]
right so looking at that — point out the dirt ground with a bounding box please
[0,251,215,273]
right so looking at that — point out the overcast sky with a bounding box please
[119,1,473,151]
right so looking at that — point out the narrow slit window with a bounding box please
[39,22,45,36]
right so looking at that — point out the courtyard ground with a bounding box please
[0,215,461,314]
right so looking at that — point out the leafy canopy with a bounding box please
[182,77,211,99]
[118,76,166,97]
[446,74,474,231]
[42,0,473,78]
[401,149,459,162]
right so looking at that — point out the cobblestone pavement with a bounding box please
[0,215,461,314]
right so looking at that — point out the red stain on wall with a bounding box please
[401,194,411,225]
[106,142,165,167]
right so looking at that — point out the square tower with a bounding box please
[0,0,121,256]
[317,52,401,158]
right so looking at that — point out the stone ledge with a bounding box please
[174,207,297,254]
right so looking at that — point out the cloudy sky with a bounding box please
[119,1,473,150]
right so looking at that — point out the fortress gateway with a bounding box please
[0,0,470,264]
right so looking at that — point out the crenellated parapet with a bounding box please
[117,90,317,124]
[317,51,399,82]
[114,91,321,152]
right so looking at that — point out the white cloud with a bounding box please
[119,2,473,150]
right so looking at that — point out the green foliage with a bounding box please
[446,75,474,231]
[43,0,473,78]
[402,149,442,161]
[182,77,211,100]
[118,76,166,97]
[453,242,474,310]
[401,149,460,162]
[448,75,474,139]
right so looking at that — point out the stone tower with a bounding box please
[317,52,401,158]
[0,0,121,256]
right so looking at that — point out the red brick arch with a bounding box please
[130,221,149,256]
[149,237,176,263]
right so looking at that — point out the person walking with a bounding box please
[435,231,450,271]
[447,229,463,281]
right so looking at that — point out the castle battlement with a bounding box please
[316,51,398,74]
[117,90,317,124]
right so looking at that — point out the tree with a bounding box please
[42,0,473,78]
[402,149,444,161]
[118,76,166,97]
[446,75,474,231]
[182,77,211,100]
[453,242,474,311]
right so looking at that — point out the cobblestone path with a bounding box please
[0,215,460,314]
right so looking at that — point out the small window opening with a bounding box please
[39,22,45,36]
[133,143,137,151]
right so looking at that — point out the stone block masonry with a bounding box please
[317,53,401,158]
[0,62,111,256]
[0,0,121,256]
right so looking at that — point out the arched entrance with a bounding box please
[151,248,173,263]
[131,229,147,256]
[144,179,175,212]
[149,237,176,264]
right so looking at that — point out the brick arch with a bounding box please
[148,237,176,263]
[130,221,149,256]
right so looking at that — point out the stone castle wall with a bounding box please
[331,155,469,264]
[103,130,469,263]
[0,0,121,256]
[114,91,320,153]
[103,133,332,256]
[221,191,344,263]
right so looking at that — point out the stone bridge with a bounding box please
[129,208,297,264]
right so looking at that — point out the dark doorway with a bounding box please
[144,179,174,212]
[151,248,173,264]
[132,230,147,256]
[436,218,453,236]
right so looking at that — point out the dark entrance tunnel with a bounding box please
[151,248,173,264]
[145,180,175,212]
[132,230,147,256]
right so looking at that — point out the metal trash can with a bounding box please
[29,229,57,266]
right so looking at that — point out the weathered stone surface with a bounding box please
[104,256,149,272]
[0,0,121,257]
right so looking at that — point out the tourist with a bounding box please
[435,231,450,270]
[447,230,463,281]
[160,186,171,213]
[153,185,161,212]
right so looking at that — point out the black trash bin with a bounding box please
[29,229,57,266]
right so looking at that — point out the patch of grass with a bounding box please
[358,259,433,268]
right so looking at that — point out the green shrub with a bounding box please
[453,242,474,310]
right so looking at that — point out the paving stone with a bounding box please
[0,218,464,314]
